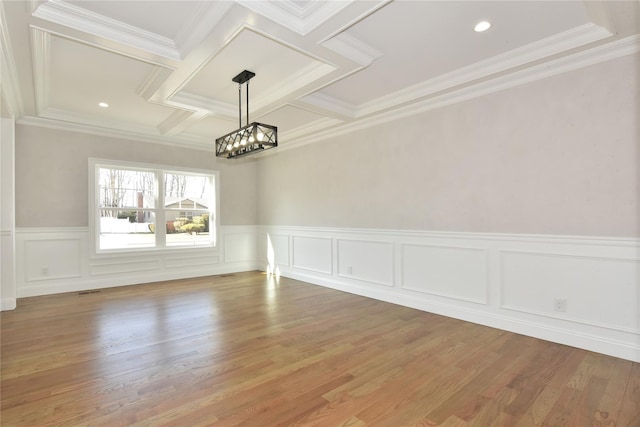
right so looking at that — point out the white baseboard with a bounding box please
[1,298,17,311]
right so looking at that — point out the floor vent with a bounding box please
[220,274,235,278]
[78,290,101,295]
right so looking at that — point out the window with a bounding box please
[90,159,218,253]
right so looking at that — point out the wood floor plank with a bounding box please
[1,271,638,426]
[617,362,640,427]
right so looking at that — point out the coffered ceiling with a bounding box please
[1,1,638,152]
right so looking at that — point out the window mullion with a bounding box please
[156,169,166,248]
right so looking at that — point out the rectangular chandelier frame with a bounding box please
[215,122,277,159]
[215,69,278,159]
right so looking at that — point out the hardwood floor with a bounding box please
[1,272,638,426]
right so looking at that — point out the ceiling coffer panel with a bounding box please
[181,28,332,109]
[48,35,176,127]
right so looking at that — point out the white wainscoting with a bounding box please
[15,225,258,298]
[292,235,333,274]
[259,226,640,362]
[401,243,489,304]
[338,238,394,287]
[13,224,640,362]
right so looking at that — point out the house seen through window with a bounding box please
[92,159,217,252]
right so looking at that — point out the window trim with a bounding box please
[89,158,220,256]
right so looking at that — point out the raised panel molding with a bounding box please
[401,243,489,304]
[24,238,82,281]
[90,259,161,276]
[499,250,639,333]
[166,254,220,269]
[223,231,257,264]
[337,238,393,287]
[292,235,332,274]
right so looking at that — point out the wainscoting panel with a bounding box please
[292,235,332,274]
[24,239,82,281]
[15,226,258,298]
[223,230,257,264]
[89,258,161,276]
[166,254,221,269]
[500,250,639,332]
[258,226,640,362]
[401,243,488,304]
[337,239,394,287]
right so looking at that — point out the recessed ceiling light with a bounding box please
[98,102,109,108]
[474,21,491,32]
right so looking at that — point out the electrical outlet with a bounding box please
[41,267,48,276]
[553,298,567,313]
[347,266,353,275]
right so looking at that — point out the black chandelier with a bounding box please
[215,70,278,159]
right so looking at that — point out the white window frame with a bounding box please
[89,158,220,255]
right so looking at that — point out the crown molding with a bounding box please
[321,32,383,67]
[236,0,353,36]
[280,116,343,142]
[297,1,354,36]
[0,1,24,117]
[357,22,613,117]
[583,1,618,35]
[39,107,170,137]
[18,114,212,152]
[158,110,207,137]
[32,0,181,60]
[280,34,640,154]
[171,92,237,118]
[29,27,50,115]
[173,1,235,59]
[298,92,357,119]
[136,66,174,101]
[254,62,336,111]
